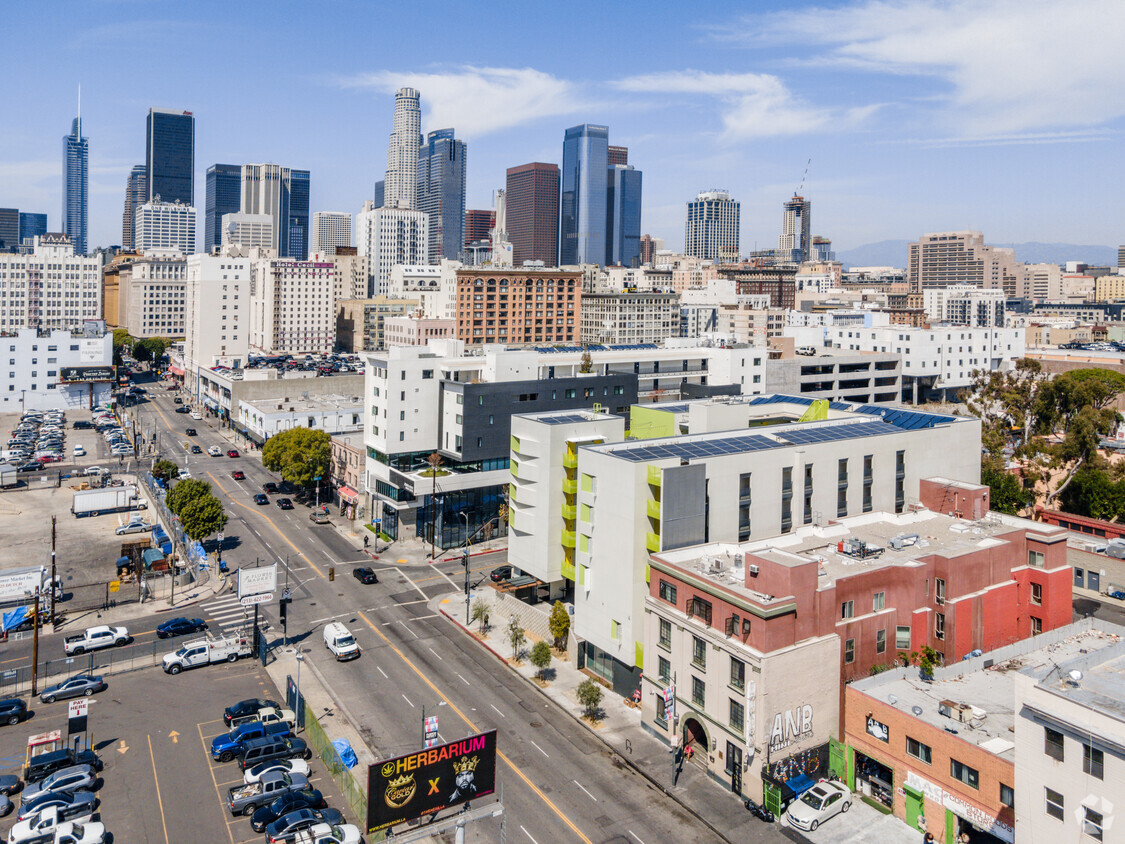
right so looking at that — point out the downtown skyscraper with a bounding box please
[605,164,642,267]
[685,190,740,263]
[778,195,811,264]
[121,165,147,250]
[146,108,195,206]
[384,88,421,210]
[417,129,466,262]
[204,164,241,254]
[240,164,310,260]
[62,113,88,255]
[506,163,559,266]
[559,124,608,266]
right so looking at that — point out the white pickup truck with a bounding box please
[63,625,130,655]
[163,633,252,674]
[228,706,297,730]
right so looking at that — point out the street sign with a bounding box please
[217,533,224,543]
[240,592,272,607]
[238,563,278,601]
[282,588,291,602]
[67,700,88,720]
[424,716,440,748]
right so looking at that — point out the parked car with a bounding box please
[236,736,309,771]
[223,698,282,727]
[9,799,97,840]
[23,749,101,784]
[16,462,42,473]
[14,790,96,823]
[155,617,207,639]
[21,766,97,803]
[262,482,279,494]
[175,406,191,414]
[173,397,182,404]
[254,494,270,506]
[72,445,85,457]
[783,779,851,832]
[188,445,201,454]
[114,519,152,536]
[185,428,197,437]
[490,565,513,582]
[190,412,202,420]
[265,808,345,843]
[291,823,362,844]
[0,698,28,726]
[71,422,92,430]
[210,721,291,763]
[243,757,310,785]
[39,676,106,704]
[250,789,325,833]
[9,819,105,844]
[275,498,293,510]
[308,511,329,525]
[351,567,377,585]
[227,771,309,816]
[0,774,20,796]
[227,449,240,458]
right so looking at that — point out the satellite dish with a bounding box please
[887,694,898,705]
[912,705,924,716]
[1069,669,1083,683]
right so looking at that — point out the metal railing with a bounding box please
[0,638,171,697]
[295,683,368,829]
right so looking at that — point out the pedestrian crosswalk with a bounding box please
[202,594,271,636]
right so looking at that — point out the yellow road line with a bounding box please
[146,734,171,844]
[197,721,237,844]
[358,611,592,844]
[206,471,324,578]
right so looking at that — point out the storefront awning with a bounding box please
[167,365,185,376]
[338,486,359,503]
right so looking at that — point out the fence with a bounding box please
[293,676,368,831]
[139,471,210,587]
[0,637,170,697]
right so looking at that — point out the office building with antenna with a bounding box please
[62,95,88,255]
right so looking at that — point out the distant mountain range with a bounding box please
[836,240,1119,270]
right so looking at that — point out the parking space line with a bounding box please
[146,734,171,844]
[197,721,237,844]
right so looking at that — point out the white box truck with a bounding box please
[72,486,138,517]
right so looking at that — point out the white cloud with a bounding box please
[741,0,1125,136]
[338,66,586,137]
[612,69,876,140]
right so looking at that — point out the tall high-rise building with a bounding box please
[122,165,148,249]
[384,88,421,210]
[146,108,195,207]
[778,195,811,263]
[559,124,609,266]
[685,190,740,262]
[63,114,89,255]
[608,145,628,166]
[638,234,662,265]
[373,180,385,209]
[463,210,494,248]
[239,164,310,259]
[1118,245,1124,269]
[0,210,18,252]
[506,162,559,267]
[605,164,642,267]
[311,212,352,254]
[416,129,466,263]
[204,164,241,254]
[907,231,1026,294]
[18,213,47,247]
[356,201,428,296]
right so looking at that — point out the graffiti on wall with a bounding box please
[762,741,829,783]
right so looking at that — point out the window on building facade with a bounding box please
[1083,743,1104,779]
[896,626,911,650]
[935,613,945,640]
[935,578,946,605]
[688,596,712,625]
[1084,807,1104,841]
[906,736,931,764]
[1031,616,1042,635]
[730,657,745,690]
[658,580,677,606]
[1031,582,1043,605]
[1044,726,1065,761]
[873,591,885,612]
[844,638,855,663]
[658,656,670,682]
[658,619,671,649]
[1028,549,1045,568]
[950,759,979,789]
[692,636,706,669]
[692,676,705,707]
[729,699,745,733]
[998,782,1014,808]
[1045,787,1065,820]
[876,629,886,654]
[841,600,854,619]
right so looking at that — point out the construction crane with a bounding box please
[796,158,811,195]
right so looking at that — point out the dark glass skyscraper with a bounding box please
[63,115,89,255]
[146,108,195,205]
[417,129,466,262]
[286,169,310,260]
[121,165,147,249]
[204,164,241,253]
[605,164,642,267]
[559,124,608,266]
[0,210,18,252]
[19,212,47,246]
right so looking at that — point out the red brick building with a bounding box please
[455,268,580,346]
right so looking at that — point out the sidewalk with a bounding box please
[432,589,766,844]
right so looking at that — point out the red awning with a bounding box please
[338,486,359,503]
[167,365,185,376]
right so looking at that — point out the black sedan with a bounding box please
[156,617,207,639]
[254,494,270,505]
[262,482,279,494]
[185,428,197,436]
[250,789,326,833]
[490,565,513,582]
[223,698,282,727]
[190,445,202,454]
[0,698,27,726]
[275,498,293,510]
[15,461,42,473]
[174,406,191,414]
[352,567,378,584]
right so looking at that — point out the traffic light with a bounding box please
[279,599,287,622]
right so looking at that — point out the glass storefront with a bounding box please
[415,484,509,549]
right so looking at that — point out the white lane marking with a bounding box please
[490,704,505,718]
[395,567,429,601]
[427,647,443,661]
[573,780,597,802]
[520,826,539,844]
[628,832,646,844]
[376,666,388,679]
[321,549,334,561]
[429,564,460,590]
[530,740,549,758]
[402,694,414,708]
[455,673,470,686]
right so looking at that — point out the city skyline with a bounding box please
[3,1,1122,257]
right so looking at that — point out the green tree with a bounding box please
[179,493,228,542]
[962,358,1048,458]
[262,428,331,488]
[470,598,490,633]
[529,640,552,680]
[1059,466,1125,521]
[549,601,571,651]
[165,478,213,516]
[131,340,154,363]
[578,349,593,373]
[506,615,527,662]
[111,329,133,366]
[980,459,1031,515]
[1046,404,1119,505]
[909,645,942,681]
[576,678,604,719]
[152,459,179,482]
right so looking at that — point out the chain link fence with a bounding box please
[293,677,368,830]
[0,637,169,697]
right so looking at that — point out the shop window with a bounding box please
[692,636,706,669]
[1084,744,1104,779]
[906,736,931,765]
[844,638,855,663]
[658,580,677,606]
[950,759,979,789]
[1000,783,1014,808]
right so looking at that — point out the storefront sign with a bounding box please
[905,771,943,803]
[865,715,890,742]
[59,366,115,383]
[943,792,1014,843]
[769,704,813,752]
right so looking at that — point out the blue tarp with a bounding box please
[1,606,28,633]
[331,739,357,769]
[786,773,816,796]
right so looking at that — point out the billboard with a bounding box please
[367,730,497,832]
[237,563,277,601]
[58,366,116,383]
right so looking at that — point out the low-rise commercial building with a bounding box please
[238,393,363,442]
[0,325,113,411]
[330,432,365,517]
[579,292,678,345]
[384,315,456,347]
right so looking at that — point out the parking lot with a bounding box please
[0,662,347,844]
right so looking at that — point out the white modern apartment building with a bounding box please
[120,250,186,337]
[311,212,352,254]
[135,200,196,253]
[247,258,335,355]
[922,285,1005,327]
[221,213,273,251]
[0,234,102,332]
[507,395,982,693]
[386,262,455,320]
[356,201,428,295]
[183,250,253,391]
[0,325,113,410]
[825,325,1025,402]
[579,292,679,345]
[684,190,740,263]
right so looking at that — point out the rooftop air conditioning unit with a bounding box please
[748,564,760,577]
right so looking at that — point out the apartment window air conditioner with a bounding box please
[749,564,760,576]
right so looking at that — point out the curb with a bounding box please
[437,606,737,844]
[153,574,231,613]
[438,546,507,563]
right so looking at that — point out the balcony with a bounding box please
[647,466,662,487]
[646,531,661,553]
[563,451,578,469]
[562,478,578,495]
[646,498,661,520]
[561,557,576,582]
[561,529,576,548]
[562,503,577,520]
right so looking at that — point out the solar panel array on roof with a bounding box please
[851,405,947,430]
[650,403,691,413]
[609,433,781,463]
[776,421,899,445]
[539,413,605,425]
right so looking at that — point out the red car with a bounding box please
[227,449,240,458]
[37,454,61,464]
[231,470,246,480]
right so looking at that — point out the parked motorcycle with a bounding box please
[744,797,774,823]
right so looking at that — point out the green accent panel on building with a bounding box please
[579,534,589,553]
[635,641,644,669]
[904,785,924,831]
[630,405,676,440]
[645,563,650,584]
[798,399,829,422]
[829,739,847,780]
[647,465,662,486]
[563,478,577,495]
[945,809,956,844]
[846,745,855,791]
[562,503,577,520]
[581,473,593,492]
[510,435,520,454]
[563,450,578,469]
[579,503,591,522]
[561,558,575,581]
[561,529,576,548]
[763,782,783,818]
[578,564,586,586]
[646,498,661,519]
[646,531,660,552]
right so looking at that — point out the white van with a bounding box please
[323,622,360,661]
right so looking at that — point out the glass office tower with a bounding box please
[19,212,47,247]
[605,164,642,267]
[417,128,466,262]
[285,169,310,260]
[63,116,88,255]
[146,108,195,206]
[559,124,608,266]
[204,164,241,254]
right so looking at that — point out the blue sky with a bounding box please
[5,0,1124,257]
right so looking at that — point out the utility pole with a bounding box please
[50,516,57,625]
[31,589,39,696]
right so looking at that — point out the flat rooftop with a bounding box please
[242,393,363,413]
[851,620,1125,762]
[515,409,619,426]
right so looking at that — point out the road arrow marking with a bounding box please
[168,731,179,744]
[117,740,129,754]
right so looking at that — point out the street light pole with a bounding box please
[459,513,470,624]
